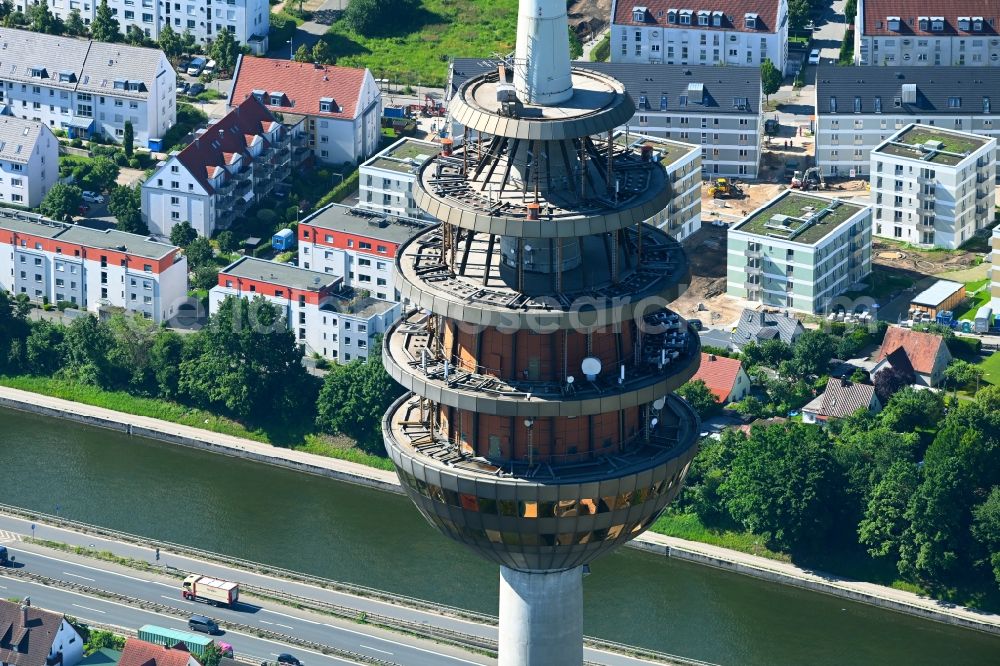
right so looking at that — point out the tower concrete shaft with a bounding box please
[514,0,573,105]
[498,566,583,665]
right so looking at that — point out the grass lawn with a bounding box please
[955,281,992,320]
[322,0,518,87]
[651,512,790,562]
[977,352,1000,386]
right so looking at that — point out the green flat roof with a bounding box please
[734,192,867,245]
[874,125,990,166]
[365,138,438,174]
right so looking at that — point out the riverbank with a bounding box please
[3,384,999,636]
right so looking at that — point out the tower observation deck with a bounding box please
[381,1,702,662]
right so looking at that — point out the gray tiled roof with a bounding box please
[815,377,878,419]
[816,65,1000,115]
[0,599,66,666]
[0,27,164,100]
[449,60,761,115]
[0,116,47,164]
[301,203,429,245]
[731,308,805,347]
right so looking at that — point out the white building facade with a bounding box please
[870,124,996,248]
[0,117,59,208]
[210,256,401,362]
[855,2,1000,66]
[359,137,439,220]
[610,0,789,73]
[0,208,187,321]
[621,133,703,242]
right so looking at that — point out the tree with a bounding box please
[216,230,239,254]
[293,44,311,63]
[106,313,161,392]
[787,330,837,378]
[844,0,858,24]
[209,28,238,74]
[343,0,419,37]
[62,315,116,387]
[0,290,29,375]
[64,7,86,35]
[200,644,223,666]
[27,1,62,34]
[878,387,943,434]
[787,0,810,30]
[73,156,119,192]
[568,27,583,60]
[40,183,82,220]
[945,359,984,394]
[90,0,119,43]
[676,379,721,421]
[316,347,403,452]
[760,59,782,100]
[25,319,64,376]
[873,364,913,405]
[158,23,181,58]
[739,339,790,371]
[312,39,333,65]
[108,185,145,234]
[857,460,919,559]
[84,630,126,654]
[125,24,146,46]
[972,487,1000,587]
[149,329,184,398]
[169,221,198,247]
[180,30,196,55]
[184,236,214,269]
[721,422,840,551]
[193,265,219,290]
[0,0,13,23]
[123,120,134,158]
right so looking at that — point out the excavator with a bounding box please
[790,167,826,190]
[708,177,744,198]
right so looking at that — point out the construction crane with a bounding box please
[708,177,744,198]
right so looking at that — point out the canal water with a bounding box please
[2,407,998,665]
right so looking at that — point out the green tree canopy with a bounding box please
[90,0,120,42]
[40,183,82,220]
[676,379,721,421]
[877,386,944,433]
[760,58,782,99]
[972,487,1000,587]
[216,231,239,254]
[342,0,419,37]
[312,39,333,65]
[25,319,64,376]
[123,120,134,158]
[108,184,146,235]
[62,314,116,387]
[64,8,86,36]
[192,265,219,291]
[787,330,837,378]
[184,236,214,269]
[125,24,146,46]
[27,0,62,34]
[209,28,238,74]
[945,359,984,393]
[292,44,311,63]
[158,23,181,58]
[858,460,919,559]
[169,221,198,247]
[73,156,119,192]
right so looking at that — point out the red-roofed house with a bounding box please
[871,326,952,387]
[141,96,306,238]
[610,0,790,72]
[854,2,1000,66]
[228,56,382,166]
[117,639,197,666]
[688,352,751,404]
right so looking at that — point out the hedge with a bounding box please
[313,170,360,211]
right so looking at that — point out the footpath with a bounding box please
[2,384,1000,636]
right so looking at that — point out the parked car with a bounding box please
[177,81,189,95]
[81,191,104,204]
[808,49,821,65]
[177,57,191,73]
[188,83,205,96]
[276,654,302,666]
[77,204,90,215]
[187,57,207,76]
[764,118,779,135]
[203,59,217,77]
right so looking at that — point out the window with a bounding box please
[948,97,961,108]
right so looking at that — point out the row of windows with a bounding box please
[425,510,652,549]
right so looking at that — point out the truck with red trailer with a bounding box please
[181,575,240,607]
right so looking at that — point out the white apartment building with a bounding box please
[0,27,175,149]
[230,57,382,166]
[610,0,789,73]
[989,226,1000,308]
[297,203,428,302]
[870,124,996,248]
[0,117,59,208]
[0,208,187,321]
[359,137,439,220]
[36,0,269,53]
[855,1,1000,66]
[449,60,762,180]
[815,66,1000,178]
[142,96,304,238]
[727,191,872,314]
[619,132,703,241]
[210,256,400,363]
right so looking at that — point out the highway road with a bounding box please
[1,546,488,666]
[0,512,672,666]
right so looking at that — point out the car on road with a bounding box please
[808,49,821,65]
[276,654,302,666]
[81,191,104,204]
[0,545,13,566]
[188,83,205,96]
[188,615,219,634]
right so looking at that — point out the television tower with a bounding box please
[381,0,701,662]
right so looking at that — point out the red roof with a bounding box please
[862,3,999,37]
[119,639,192,666]
[876,327,950,375]
[175,95,278,195]
[230,56,370,121]
[613,0,783,33]
[689,352,745,402]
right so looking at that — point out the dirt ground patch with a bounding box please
[872,240,981,277]
[669,224,749,326]
[568,0,612,36]
[700,181,784,226]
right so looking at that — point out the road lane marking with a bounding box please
[12,549,153,582]
[259,608,320,625]
[321,623,481,665]
[360,645,393,655]
[259,620,274,625]
[274,623,294,630]
[72,604,105,614]
[63,572,96,582]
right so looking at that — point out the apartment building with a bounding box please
[449,59,762,179]
[989,226,1000,308]
[358,137,439,220]
[870,124,996,248]
[210,256,400,362]
[0,27,175,148]
[229,56,382,166]
[0,117,59,208]
[726,191,872,314]
[814,66,1000,177]
[610,0,789,72]
[142,96,305,238]
[617,132,702,241]
[855,1,1000,66]
[297,203,428,301]
[0,208,187,321]
[35,0,269,53]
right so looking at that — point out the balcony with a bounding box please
[745,263,762,275]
